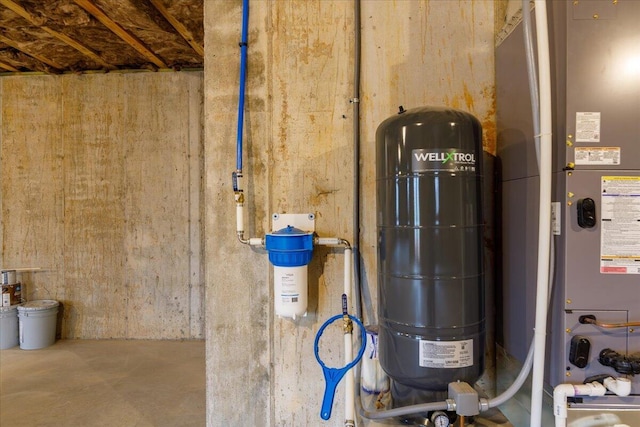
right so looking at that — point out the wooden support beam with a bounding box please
[0,60,20,72]
[0,0,116,70]
[73,0,168,69]
[0,34,63,70]
[148,0,204,57]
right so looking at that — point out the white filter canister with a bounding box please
[273,265,307,319]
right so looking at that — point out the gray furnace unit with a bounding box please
[497,0,640,417]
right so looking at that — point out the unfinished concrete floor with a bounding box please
[0,340,205,427]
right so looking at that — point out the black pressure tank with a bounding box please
[376,106,485,391]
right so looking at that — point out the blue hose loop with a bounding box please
[314,313,366,420]
[236,0,249,172]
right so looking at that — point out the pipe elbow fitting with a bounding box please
[553,384,576,426]
[604,377,631,397]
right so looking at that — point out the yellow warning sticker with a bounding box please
[600,176,640,274]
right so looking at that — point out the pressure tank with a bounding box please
[376,106,485,391]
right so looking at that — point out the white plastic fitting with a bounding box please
[248,237,264,246]
[554,382,607,427]
[316,237,341,246]
[603,377,632,397]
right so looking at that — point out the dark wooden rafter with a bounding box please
[148,0,203,57]
[0,0,116,70]
[73,0,168,69]
[0,34,63,70]
[0,60,20,71]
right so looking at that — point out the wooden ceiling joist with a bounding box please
[0,0,116,70]
[148,0,204,57]
[0,60,20,72]
[73,0,168,69]
[0,34,63,70]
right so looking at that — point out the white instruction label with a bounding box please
[575,147,620,165]
[600,176,640,274]
[419,339,473,368]
[576,112,601,142]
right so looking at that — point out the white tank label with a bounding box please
[419,339,473,368]
[600,176,640,274]
[576,112,601,142]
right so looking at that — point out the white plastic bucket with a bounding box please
[17,300,59,350]
[0,305,19,349]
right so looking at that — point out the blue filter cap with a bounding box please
[265,226,314,267]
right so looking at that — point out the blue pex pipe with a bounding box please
[236,0,249,172]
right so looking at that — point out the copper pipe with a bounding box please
[582,317,640,329]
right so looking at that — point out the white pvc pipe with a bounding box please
[236,203,244,235]
[248,237,264,246]
[553,382,606,427]
[317,237,342,246]
[343,247,355,427]
[530,1,553,426]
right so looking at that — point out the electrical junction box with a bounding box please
[496,0,640,415]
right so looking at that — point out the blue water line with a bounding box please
[236,0,249,172]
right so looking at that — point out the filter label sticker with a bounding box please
[600,176,640,274]
[574,147,620,165]
[412,149,477,173]
[576,112,601,142]
[419,339,473,369]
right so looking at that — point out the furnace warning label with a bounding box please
[575,147,620,165]
[576,112,601,142]
[419,339,473,368]
[600,176,640,274]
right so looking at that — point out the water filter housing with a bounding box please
[265,226,314,319]
[376,106,485,391]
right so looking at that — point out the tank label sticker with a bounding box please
[574,147,620,165]
[600,176,640,274]
[412,149,476,173]
[575,112,601,142]
[418,339,473,368]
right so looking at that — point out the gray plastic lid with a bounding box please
[0,305,18,313]
[17,300,59,311]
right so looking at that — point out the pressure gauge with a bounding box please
[431,411,450,427]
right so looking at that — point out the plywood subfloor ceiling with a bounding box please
[0,0,203,74]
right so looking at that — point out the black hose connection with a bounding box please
[598,349,640,376]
